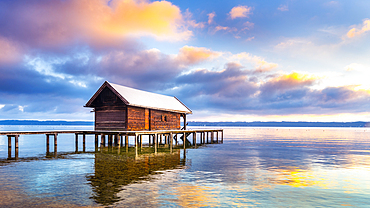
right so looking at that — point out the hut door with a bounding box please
[145,109,149,130]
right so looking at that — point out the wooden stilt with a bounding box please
[15,135,19,160]
[170,132,173,153]
[221,131,223,143]
[135,134,138,157]
[8,136,11,159]
[75,133,78,152]
[95,134,99,151]
[154,134,157,154]
[125,135,128,152]
[53,134,57,158]
[101,134,105,147]
[46,134,50,155]
[140,135,143,148]
[194,132,197,148]
[183,132,186,149]
[211,131,214,144]
[83,133,86,152]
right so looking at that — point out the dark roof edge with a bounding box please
[174,96,192,114]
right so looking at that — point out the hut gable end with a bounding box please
[90,87,126,108]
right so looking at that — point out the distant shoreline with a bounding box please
[0,120,369,128]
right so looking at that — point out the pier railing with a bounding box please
[1,129,223,160]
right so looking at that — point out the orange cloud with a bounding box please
[269,72,318,89]
[229,5,253,19]
[346,19,370,38]
[176,46,221,65]
[8,0,192,48]
[0,36,23,64]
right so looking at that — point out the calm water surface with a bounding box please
[1,126,370,207]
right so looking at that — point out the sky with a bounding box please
[1,0,370,122]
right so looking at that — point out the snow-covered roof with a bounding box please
[85,81,192,114]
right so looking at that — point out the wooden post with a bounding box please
[194,132,197,148]
[193,132,196,146]
[183,132,186,149]
[216,131,219,143]
[95,134,99,151]
[154,134,157,154]
[53,134,57,158]
[15,135,19,160]
[211,131,214,144]
[140,135,143,148]
[221,130,223,143]
[125,135,129,152]
[170,132,173,153]
[108,135,113,147]
[46,134,50,155]
[83,133,86,152]
[117,134,121,147]
[135,134,138,158]
[75,133,78,152]
[117,134,121,154]
[8,136,11,159]
[101,134,105,147]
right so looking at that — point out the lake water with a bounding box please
[1,126,370,207]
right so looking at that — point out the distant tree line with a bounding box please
[187,121,370,128]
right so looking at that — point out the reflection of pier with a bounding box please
[1,129,223,159]
[88,149,185,205]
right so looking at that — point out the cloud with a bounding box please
[0,0,192,50]
[208,12,216,25]
[0,36,23,64]
[346,19,370,38]
[344,63,366,72]
[229,6,253,19]
[176,46,222,65]
[172,66,370,116]
[213,26,238,34]
[231,52,278,72]
[277,5,289,12]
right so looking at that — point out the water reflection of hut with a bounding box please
[86,150,184,205]
[84,81,192,131]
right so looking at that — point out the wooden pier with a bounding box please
[1,129,223,160]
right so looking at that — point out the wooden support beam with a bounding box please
[211,131,214,144]
[83,134,86,152]
[216,131,219,143]
[117,134,121,147]
[100,134,105,147]
[169,132,173,152]
[125,135,128,152]
[8,136,11,159]
[135,134,138,157]
[46,134,50,155]
[14,135,19,160]
[221,131,223,143]
[75,133,78,152]
[53,134,57,158]
[140,135,143,148]
[183,132,186,149]
[193,132,196,147]
[154,134,157,154]
[194,132,197,148]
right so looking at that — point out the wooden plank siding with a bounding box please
[149,109,180,130]
[126,106,146,131]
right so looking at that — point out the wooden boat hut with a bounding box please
[84,81,192,131]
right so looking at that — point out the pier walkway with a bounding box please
[1,129,223,160]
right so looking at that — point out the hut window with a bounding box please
[161,115,167,122]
